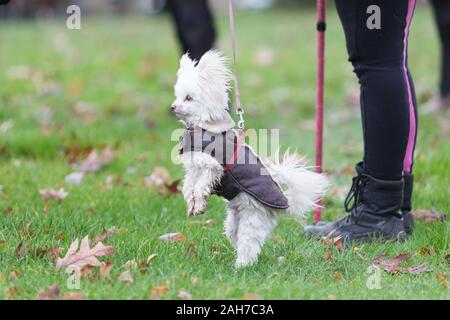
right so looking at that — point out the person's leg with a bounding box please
[305,0,419,241]
[167,0,216,61]
[430,0,450,105]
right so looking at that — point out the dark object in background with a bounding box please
[167,0,216,61]
[0,0,10,5]
[430,0,450,100]
[0,0,70,19]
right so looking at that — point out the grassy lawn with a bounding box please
[0,6,448,300]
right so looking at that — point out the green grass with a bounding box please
[0,7,449,300]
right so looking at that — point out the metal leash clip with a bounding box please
[236,109,245,129]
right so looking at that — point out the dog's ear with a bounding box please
[177,53,195,76]
[196,50,231,86]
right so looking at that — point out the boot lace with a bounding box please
[344,174,366,213]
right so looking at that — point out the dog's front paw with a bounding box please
[235,255,258,269]
[187,196,207,216]
[191,196,207,216]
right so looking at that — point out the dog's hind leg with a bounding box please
[225,205,239,249]
[234,205,278,268]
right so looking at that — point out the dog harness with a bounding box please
[179,128,289,209]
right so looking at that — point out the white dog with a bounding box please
[171,50,328,268]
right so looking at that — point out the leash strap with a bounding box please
[227,0,245,129]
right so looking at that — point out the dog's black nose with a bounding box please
[170,105,177,112]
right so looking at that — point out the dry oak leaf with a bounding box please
[39,188,68,201]
[74,146,115,173]
[144,166,171,188]
[242,293,263,300]
[436,273,449,288]
[99,262,113,279]
[56,236,115,272]
[414,209,446,223]
[178,290,192,300]
[151,285,168,299]
[61,291,86,300]
[159,232,186,243]
[38,284,60,300]
[118,271,134,284]
[370,253,413,274]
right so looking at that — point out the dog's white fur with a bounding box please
[172,50,328,268]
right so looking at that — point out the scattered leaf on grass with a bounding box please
[99,262,113,279]
[325,250,333,261]
[56,236,115,272]
[14,241,29,258]
[371,253,413,274]
[187,240,196,258]
[242,293,263,300]
[61,291,86,300]
[38,284,60,300]
[93,226,116,244]
[159,232,186,243]
[34,247,61,261]
[144,167,171,188]
[123,259,138,271]
[4,207,13,215]
[419,247,436,256]
[414,209,446,223]
[333,272,344,281]
[147,253,158,264]
[178,290,192,300]
[6,286,20,299]
[74,146,115,173]
[39,188,68,201]
[436,273,449,288]
[65,172,84,185]
[321,235,345,252]
[8,269,21,280]
[118,271,134,284]
[445,254,450,264]
[151,285,168,299]
[406,264,433,275]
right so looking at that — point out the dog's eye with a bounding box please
[184,95,193,102]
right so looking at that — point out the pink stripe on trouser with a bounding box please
[402,0,417,174]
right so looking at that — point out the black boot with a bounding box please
[402,174,414,235]
[304,162,406,242]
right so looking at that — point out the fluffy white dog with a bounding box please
[171,50,328,268]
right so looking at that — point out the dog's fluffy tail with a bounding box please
[266,151,329,220]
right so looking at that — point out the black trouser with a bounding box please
[335,0,418,180]
[167,0,216,61]
[431,0,450,98]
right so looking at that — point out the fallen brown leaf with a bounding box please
[178,290,192,300]
[414,209,446,223]
[6,286,20,299]
[151,285,168,299]
[159,232,186,243]
[118,271,134,284]
[144,167,171,188]
[74,146,115,173]
[371,253,413,274]
[406,264,433,275]
[56,236,115,272]
[333,272,344,281]
[61,291,86,300]
[99,262,113,279]
[4,207,13,215]
[187,240,196,258]
[93,226,116,244]
[242,293,263,300]
[38,284,60,300]
[325,250,333,261]
[14,241,29,259]
[445,253,450,264]
[436,273,449,288]
[39,188,68,201]
[8,269,21,280]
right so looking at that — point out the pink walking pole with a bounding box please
[314,0,326,223]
